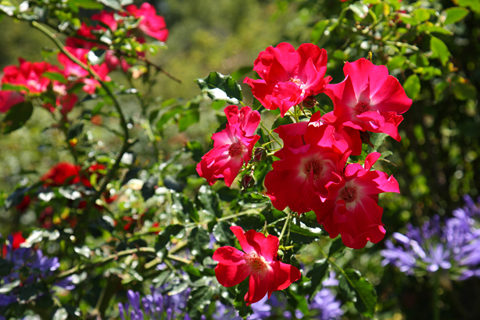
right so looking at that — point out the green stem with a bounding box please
[56,247,191,280]
[433,272,440,320]
[278,211,292,242]
[260,122,282,147]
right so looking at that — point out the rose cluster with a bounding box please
[196,42,411,303]
[0,3,168,116]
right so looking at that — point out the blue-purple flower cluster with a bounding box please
[210,271,343,320]
[381,195,480,279]
[0,234,74,317]
[120,273,344,320]
[119,286,191,320]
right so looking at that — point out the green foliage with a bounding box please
[338,269,377,317]
[196,71,243,104]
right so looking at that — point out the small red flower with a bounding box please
[325,58,412,141]
[213,226,301,305]
[196,105,260,187]
[2,231,25,256]
[2,58,60,94]
[320,152,400,249]
[41,162,81,187]
[244,42,331,117]
[126,3,169,42]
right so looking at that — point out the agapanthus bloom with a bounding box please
[382,195,480,280]
[264,113,350,216]
[212,226,301,305]
[324,58,412,141]
[126,3,169,42]
[197,105,260,187]
[0,233,74,313]
[118,286,191,320]
[320,152,400,249]
[244,42,331,117]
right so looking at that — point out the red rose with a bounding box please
[244,43,331,117]
[213,226,301,305]
[126,3,169,42]
[325,58,412,142]
[320,152,400,249]
[197,105,260,187]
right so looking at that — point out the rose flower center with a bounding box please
[354,101,370,115]
[229,142,243,157]
[244,252,269,277]
[304,160,323,180]
[341,187,357,203]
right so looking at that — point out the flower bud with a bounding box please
[241,174,255,190]
[253,147,266,162]
[302,96,318,109]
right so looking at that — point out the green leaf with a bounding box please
[70,0,104,10]
[155,225,185,250]
[156,106,182,130]
[444,7,469,24]
[43,72,67,84]
[187,227,210,256]
[339,269,377,317]
[289,223,321,244]
[1,83,28,92]
[186,141,204,162]
[306,261,328,301]
[2,101,33,134]
[213,221,235,246]
[230,66,253,81]
[0,280,20,294]
[328,237,345,257]
[188,286,216,318]
[434,81,449,101]
[430,36,450,66]
[387,55,406,70]
[457,0,480,13]
[0,259,13,277]
[417,22,452,35]
[197,185,221,218]
[349,2,369,19]
[311,20,329,43]
[97,0,122,10]
[178,103,200,132]
[403,74,421,100]
[67,123,84,140]
[413,8,430,22]
[453,82,477,101]
[196,71,243,104]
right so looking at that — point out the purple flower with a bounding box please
[248,295,271,320]
[310,289,344,320]
[382,195,480,280]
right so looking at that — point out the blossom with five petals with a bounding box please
[213,226,301,305]
[324,58,412,141]
[320,152,400,249]
[244,42,331,117]
[196,105,260,187]
[126,3,169,42]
